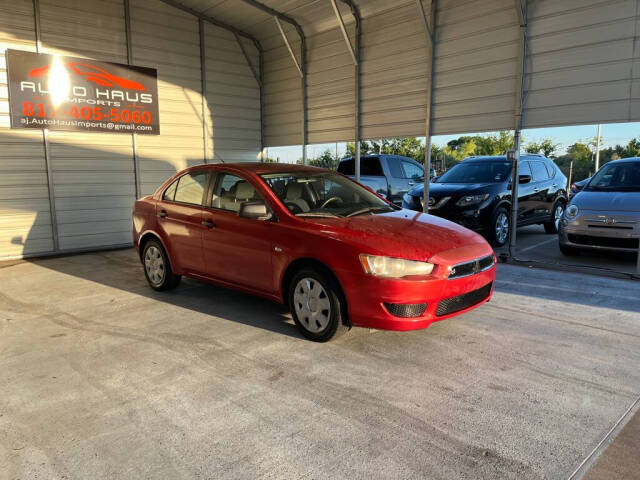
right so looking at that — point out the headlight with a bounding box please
[456,194,490,207]
[359,254,434,278]
[565,204,579,219]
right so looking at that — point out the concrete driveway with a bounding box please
[1,249,639,479]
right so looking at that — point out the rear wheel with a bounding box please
[544,201,565,234]
[142,239,181,291]
[489,207,510,247]
[288,268,348,342]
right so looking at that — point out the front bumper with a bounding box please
[401,194,492,232]
[337,249,496,331]
[559,211,640,253]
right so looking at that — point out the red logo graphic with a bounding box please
[29,61,146,91]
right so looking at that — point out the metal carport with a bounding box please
[1,0,638,259]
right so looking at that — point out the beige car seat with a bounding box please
[285,182,311,212]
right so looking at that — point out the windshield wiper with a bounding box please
[346,206,393,217]
[295,212,340,218]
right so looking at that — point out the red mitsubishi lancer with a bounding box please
[133,163,496,342]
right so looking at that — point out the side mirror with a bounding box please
[238,201,271,220]
[519,174,532,184]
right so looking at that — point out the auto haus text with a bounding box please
[18,81,154,107]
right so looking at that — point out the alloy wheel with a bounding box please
[554,204,564,230]
[496,212,510,244]
[144,246,165,285]
[293,277,332,333]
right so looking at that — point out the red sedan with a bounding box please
[133,163,496,341]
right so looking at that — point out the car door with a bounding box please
[385,156,410,204]
[401,159,424,191]
[155,171,208,274]
[201,172,274,293]
[516,161,535,225]
[529,161,552,220]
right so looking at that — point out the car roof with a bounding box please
[605,157,640,164]
[185,162,328,175]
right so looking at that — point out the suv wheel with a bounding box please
[489,207,510,247]
[289,268,348,342]
[544,201,565,234]
[142,239,181,291]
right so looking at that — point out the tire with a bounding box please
[544,200,565,234]
[559,243,580,256]
[142,239,181,291]
[489,206,510,247]
[288,267,349,342]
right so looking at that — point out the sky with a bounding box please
[265,122,640,164]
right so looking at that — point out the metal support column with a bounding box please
[416,0,437,213]
[124,0,141,197]
[33,0,58,252]
[508,0,528,259]
[335,0,360,181]
[199,19,208,163]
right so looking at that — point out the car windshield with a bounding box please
[260,171,395,217]
[585,162,640,192]
[436,161,512,184]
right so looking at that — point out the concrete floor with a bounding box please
[0,249,639,479]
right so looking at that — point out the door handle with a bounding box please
[533,187,539,192]
[201,220,215,229]
[158,210,168,218]
[408,181,415,186]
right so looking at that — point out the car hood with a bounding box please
[408,182,497,197]
[573,191,640,212]
[302,209,493,264]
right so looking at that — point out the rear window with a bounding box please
[337,157,383,176]
[173,172,208,205]
[530,161,550,182]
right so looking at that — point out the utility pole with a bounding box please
[595,124,602,171]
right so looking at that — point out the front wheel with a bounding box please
[489,207,510,247]
[289,268,348,342]
[142,239,181,291]
[544,201,565,234]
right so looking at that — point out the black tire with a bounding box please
[559,243,580,256]
[544,200,565,234]
[288,267,349,342]
[488,206,510,247]
[142,239,181,291]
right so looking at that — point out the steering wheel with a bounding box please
[320,196,342,209]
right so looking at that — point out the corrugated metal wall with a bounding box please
[523,0,640,128]
[0,0,262,259]
[0,0,54,258]
[204,23,261,162]
[432,0,520,135]
[262,22,303,147]
[38,0,136,251]
[130,0,204,196]
[360,1,428,139]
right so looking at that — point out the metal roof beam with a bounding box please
[331,0,357,66]
[274,16,303,77]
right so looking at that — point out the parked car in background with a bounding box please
[133,163,496,342]
[559,158,640,255]
[337,155,424,205]
[569,177,590,200]
[402,154,568,246]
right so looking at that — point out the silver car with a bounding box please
[559,158,640,255]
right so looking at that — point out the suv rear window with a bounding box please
[337,157,383,176]
[530,161,550,182]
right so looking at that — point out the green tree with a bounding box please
[308,149,339,169]
[525,139,558,157]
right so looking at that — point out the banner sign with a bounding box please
[5,49,160,135]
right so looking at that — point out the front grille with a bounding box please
[436,282,492,317]
[448,255,494,279]
[384,302,428,318]
[568,234,639,249]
